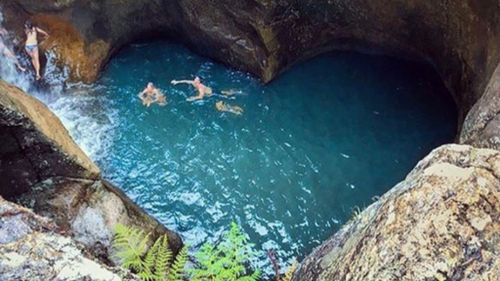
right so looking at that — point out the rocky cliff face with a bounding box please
[0,80,182,270]
[1,0,498,123]
[293,144,500,281]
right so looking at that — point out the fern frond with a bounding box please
[153,235,172,280]
[113,224,150,272]
[138,270,156,281]
[142,234,162,279]
[190,222,260,281]
[237,269,260,281]
[168,246,188,281]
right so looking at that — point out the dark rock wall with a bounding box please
[1,0,498,121]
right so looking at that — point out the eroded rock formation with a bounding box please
[0,80,182,267]
[1,0,498,125]
[293,144,500,280]
[0,196,137,280]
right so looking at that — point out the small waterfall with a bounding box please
[0,8,115,161]
[0,12,31,92]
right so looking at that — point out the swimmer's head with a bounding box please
[24,20,34,31]
[147,82,154,89]
[194,77,201,85]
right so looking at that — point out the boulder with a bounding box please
[0,196,138,280]
[17,177,183,261]
[0,79,99,198]
[293,144,500,281]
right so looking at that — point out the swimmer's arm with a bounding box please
[171,79,194,85]
[188,88,205,100]
[36,27,49,37]
[138,90,147,100]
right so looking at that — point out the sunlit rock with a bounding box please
[293,144,500,281]
[0,196,136,280]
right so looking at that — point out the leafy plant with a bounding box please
[189,222,261,281]
[113,224,188,281]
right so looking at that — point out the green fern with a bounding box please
[168,246,189,281]
[113,223,150,272]
[154,235,173,281]
[190,222,260,281]
[112,224,187,281]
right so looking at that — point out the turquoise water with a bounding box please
[76,41,456,267]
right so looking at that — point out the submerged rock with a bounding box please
[293,144,500,281]
[0,196,137,280]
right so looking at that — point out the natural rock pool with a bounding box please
[48,41,457,266]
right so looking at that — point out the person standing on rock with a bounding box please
[171,76,213,101]
[0,28,25,72]
[24,21,49,80]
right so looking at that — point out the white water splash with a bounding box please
[0,8,114,162]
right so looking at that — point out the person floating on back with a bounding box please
[138,82,167,107]
[24,20,49,80]
[215,101,244,115]
[171,76,212,101]
[0,28,25,72]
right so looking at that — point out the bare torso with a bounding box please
[25,28,37,46]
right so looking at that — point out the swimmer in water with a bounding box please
[215,101,244,115]
[138,82,166,107]
[0,28,25,72]
[24,21,49,80]
[171,76,213,101]
[221,89,244,96]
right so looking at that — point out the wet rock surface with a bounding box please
[0,196,137,281]
[292,144,500,281]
